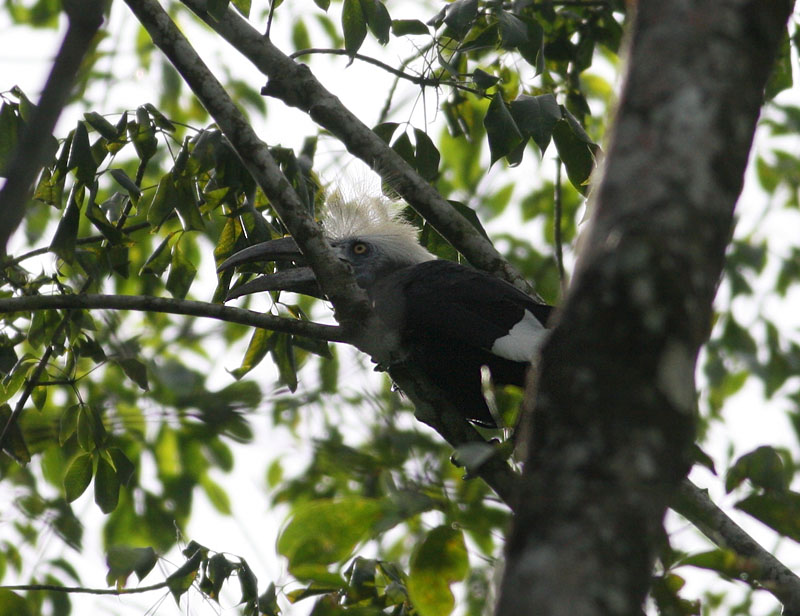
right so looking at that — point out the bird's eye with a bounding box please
[353,242,368,255]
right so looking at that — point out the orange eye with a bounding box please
[353,243,368,255]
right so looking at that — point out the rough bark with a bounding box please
[498,2,794,615]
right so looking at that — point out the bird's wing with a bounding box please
[394,260,552,362]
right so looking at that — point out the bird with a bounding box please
[217,193,553,427]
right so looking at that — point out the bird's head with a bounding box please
[217,193,435,300]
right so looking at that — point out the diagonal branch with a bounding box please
[674,480,800,611]
[178,0,536,296]
[123,0,371,332]
[0,1,105,255]
[0,294,347,342]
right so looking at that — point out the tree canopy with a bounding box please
[1,1,800,615]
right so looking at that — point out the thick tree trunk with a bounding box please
[497,2,794,615]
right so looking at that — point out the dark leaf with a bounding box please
[94,455,120,513]
[391,19,428,36]
[49,185,83,263]
[407,526,468,616]
[109,168,141,201]
[484,92,523,165]
[230,328,272,380]
[0,403,30,463]
[64,452,93,502]
[726,445,790,493]
[510,94,561,155]
[277,497,384,571]
[443,0,478,37]
[472,68,500,90]
[413,128,440,181]
[364,0,391,45]
[342,0,368,58]
[166,243,197,299]
[736,491,800,541]
[84,112,120,140]
[66,122,97,185]
[106,546,158,588]
[166,549,204,604]
[117,357,150,391]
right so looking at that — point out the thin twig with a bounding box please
[0,294,347,342]
[0,581,168,596]
[290,48,484,97]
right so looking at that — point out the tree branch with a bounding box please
[0,294,346,342]
[178,0,536,296]
[499,2,795,615]
[0,1,105,255]
[123,0,372,333]
[674,480,800,612]
[0,581,168,596]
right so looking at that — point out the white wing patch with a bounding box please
[490,309,548,362]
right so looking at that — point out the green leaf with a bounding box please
[553,113,598,193]
[373,121,400,144]
[510,94,561,155]
[109,448,135,486]
[231,0,251,17]
[0,103,22,176]
[0,404,30,463]
[342,0,367,58]
[497,10,527,48]
[239,559,259,604]
[146,173,178,230]
[271,333,298,392]
[444,0,478,37]
[84,111,119,140]
[64,452,93,502]
[117,357,150,391]
[472,68,500,90]
[66,121,97,185]
[682,549,759,579]
[726,446,789,493]
[140,232,176,276]
[407,526,468,616]
[166,548,204,604]
[277,497,384,572]
[484,92,523,165]
[0,590,32,616]
[49,185,83,263]
[391,19,428,36]
[173,177,205,231]
[109,168,141,201]
[106,546,158,588]
[413,128,440,181]
[231,327,272,380]
[736,491,800,541]
[94,455,120,513]
[85,198,126,245]
[166,243,197,299]
[200,475,232,515]
[129,106,158,161]
[363,0,391,45]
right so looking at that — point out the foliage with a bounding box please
[0,1,799,615]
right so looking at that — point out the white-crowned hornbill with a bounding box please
[218,196,552,427]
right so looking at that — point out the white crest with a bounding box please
[322,190,436,264]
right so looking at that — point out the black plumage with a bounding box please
[218,196,552,426]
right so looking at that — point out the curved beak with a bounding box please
[217,237,324,301]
